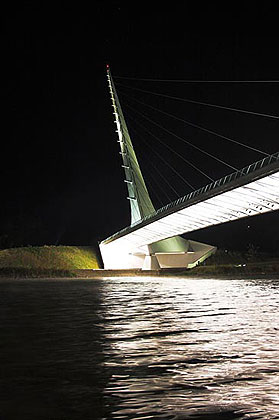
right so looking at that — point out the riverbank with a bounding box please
[0,245,278,279]
[1,262,279,279]
[0,245,99,278]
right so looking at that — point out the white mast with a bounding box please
[106,65,155,224]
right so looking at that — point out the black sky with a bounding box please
[2,3,279,253]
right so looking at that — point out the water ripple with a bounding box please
[0,277,279,419]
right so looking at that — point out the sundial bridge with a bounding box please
[99,66,279,270]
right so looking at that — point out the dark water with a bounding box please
[0,277,279,420]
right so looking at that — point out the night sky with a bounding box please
[2,4,279,254]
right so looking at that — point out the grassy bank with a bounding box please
[188,261,279,276]
[0,245,100,277]
[0,246,278,278]
[190,249,279,277]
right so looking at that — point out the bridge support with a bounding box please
[101,66,218,270]
[100,236,216,270]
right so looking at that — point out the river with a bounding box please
[0,277,279,419]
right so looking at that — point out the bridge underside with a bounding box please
[100,163,279,271]
[103,68,278,271]
[100,236,216,270]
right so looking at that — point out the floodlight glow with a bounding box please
[101,169,279,259]
[102,68,279,270]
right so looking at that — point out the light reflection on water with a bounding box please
[0,277,279,419]
[100,277,279,419]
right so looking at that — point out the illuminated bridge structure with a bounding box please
[100,67,279,270]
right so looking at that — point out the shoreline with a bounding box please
[1,245,278,280]
[1,266,279,280]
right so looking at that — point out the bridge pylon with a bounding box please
[100,66,216,270]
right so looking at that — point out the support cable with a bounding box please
[123,101,237,172]
[118,89,270,157]
[116,122,156,214]
[128,151,166,207]
[147,169,173,204]
[119,124,177,204]
[135,148,176,203]
[123,107,214,182]
[145,159,180,199]
[130,145,181,198]
[115,76,279,83]
[129,123,195,191]
[147,182,165,208]
[116,82,279,120]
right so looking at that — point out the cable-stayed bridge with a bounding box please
[100,66,279,270]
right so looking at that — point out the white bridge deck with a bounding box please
[101,152,279,250]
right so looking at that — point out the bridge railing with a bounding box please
[103,151,279,244]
